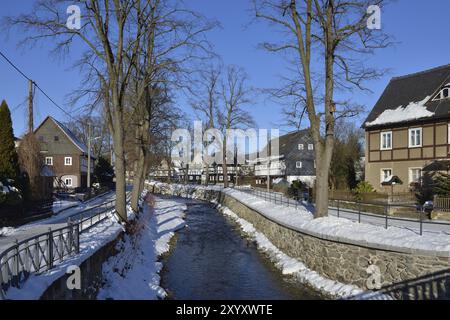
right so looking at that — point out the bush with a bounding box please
[0,179,23,207]
[415,172,436,205]
[352,181,374,194]
[273,178,290,194]
[94,156,115,188]
[288,180,308,199]
[352,181,375,201]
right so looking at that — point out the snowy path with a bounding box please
[0,191,117,253]
[220,188,450,254]
[236,188,450,236]
[97,194,186,300]
[328,207,450,236]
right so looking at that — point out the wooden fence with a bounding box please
[434,196,450,212]
[329,190,416,205]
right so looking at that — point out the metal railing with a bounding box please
[0,194,129,299]
[234,186,450,236]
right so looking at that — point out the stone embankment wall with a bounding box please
[150,183,450,300]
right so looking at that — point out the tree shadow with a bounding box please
[349,268,450,300]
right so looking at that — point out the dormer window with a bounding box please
[433,84,450,101]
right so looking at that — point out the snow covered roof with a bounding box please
[363,64,450,128]
[365,96,434,127]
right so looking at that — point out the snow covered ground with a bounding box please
[215,203,388,299]
[148,182,450,256]
[4,211,123,300]
[0,192,117,253]
[52,200,79,214]
[221,188,450,255]
[97,195,186,300]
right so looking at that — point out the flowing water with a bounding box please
[161,202,322,300]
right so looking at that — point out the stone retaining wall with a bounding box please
[150,183,450,299]
[40,233,122,300]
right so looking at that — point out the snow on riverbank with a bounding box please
[0,227,15,237]
[97,195,186,300]
[221,188,450,254]
[215,203,364,298]
[147,182,450,255]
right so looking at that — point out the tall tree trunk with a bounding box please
[222,136,228,188]
[111,86,127,222]
[314,140,334,217]
[131,149,145,212]
[113,125,127,222]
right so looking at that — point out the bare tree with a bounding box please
[17,134,44,201]
[125,0,217,212]
[64,115,111,159]
[5,0,150,221]
[190,65,221,185]
[6,0,216,220]
[219,65,254,188]
[253,0,390,217]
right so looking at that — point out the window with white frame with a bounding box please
[409,128,422,148]
[448,124,450,144]
[308,144,314,151]
[45,157,53,166]
[380,132,392,150]
[64,178,73,187]
[381,169,392,183]
[298,144,304,150]
[433,85,450,101]
[296,161,302,169]
[64,157,72,166]
[409,168,422,184]
[219,176,223,181]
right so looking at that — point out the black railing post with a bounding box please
[67,218,73,255]
[419,209,423,236]
[358,201,361,223]
[13,239,19,287]
[337,199,340,218]
[48,228,53,270]
[385,204,389,229]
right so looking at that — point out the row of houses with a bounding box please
[20,64,450,195]
[152,64,450,195]
[150,129,318,188]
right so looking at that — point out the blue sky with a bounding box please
[2,0,450,137]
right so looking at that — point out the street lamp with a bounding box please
[87,123,101,196]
